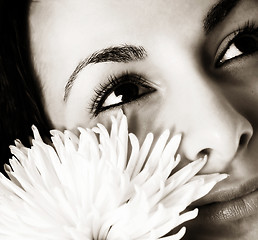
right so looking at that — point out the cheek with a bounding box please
[63,79,96,131]
[215,59,258,125]
[65,90,165,144]
[121,94,167,145]
[230,68,258,126]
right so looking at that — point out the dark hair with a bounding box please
[0,1,51,174]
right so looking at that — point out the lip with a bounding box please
[189,176,258,224]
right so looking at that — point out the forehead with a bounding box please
[29,0,215,28]
[30,0,213,13]
[29,0,218,55]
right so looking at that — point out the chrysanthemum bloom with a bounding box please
[0,112,227,240]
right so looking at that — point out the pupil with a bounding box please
[235,35,257,54]
[114,83,139,102]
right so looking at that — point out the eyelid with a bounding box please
[215,31,238,67]
[90,72,156,116]
[215,21,258,68]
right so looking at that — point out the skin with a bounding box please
[29,0,258,239]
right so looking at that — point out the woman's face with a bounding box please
[29,0,258,239]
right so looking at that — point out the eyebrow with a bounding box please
[203,0,242,34]
[63,45,147,101]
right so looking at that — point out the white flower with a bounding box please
[0,111,227,240]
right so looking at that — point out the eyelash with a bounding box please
[216,21,258,67]
[90,72,155,116]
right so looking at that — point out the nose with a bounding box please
[168,72,253,173]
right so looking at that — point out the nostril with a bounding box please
[197,148,212,159]
[239,133,251,148]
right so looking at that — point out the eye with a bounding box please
[91,73,156,116]
[216,22,258,67]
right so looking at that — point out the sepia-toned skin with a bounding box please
[29,0,258,239]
